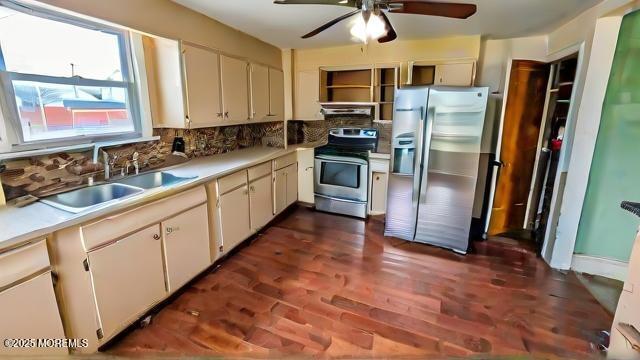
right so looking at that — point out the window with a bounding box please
[0,2,139,144]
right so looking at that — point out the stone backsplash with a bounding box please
[288,117,392,154]
[0,121,284,201]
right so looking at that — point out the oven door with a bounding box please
[314,154,368,202]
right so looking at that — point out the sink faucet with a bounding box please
[132,152,139,175]
[101,149,118,180]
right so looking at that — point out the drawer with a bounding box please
[370,159,390,173]
[273,153,296,170]
[0,240,50,290]
[82,186,207,251]
[248,162,272,182]
[218,170,248,194]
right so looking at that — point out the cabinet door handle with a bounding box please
[250,186,255,192]
[216,112,223,118]
[224,111,229,118]
[166,227,173,234]
[376,176,380,181]
[305,166,313,171]
[153,234,161,240]
[243,187,249,195]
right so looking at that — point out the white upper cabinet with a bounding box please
[269,68,285,121]
[434,63,475,86]
[250,63,270,122]
[221,55,250,123]
[143,35,283,128]
[182,44,223,128]
[295,69,322,120]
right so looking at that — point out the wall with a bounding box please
[545,0,640,272]
[293,35,481,73]
[1,122,285,201]
[36,0,282,69]
[573,10,640,261]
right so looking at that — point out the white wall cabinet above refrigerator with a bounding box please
[142,36,284,129]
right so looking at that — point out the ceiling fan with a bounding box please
[273,0,477,43]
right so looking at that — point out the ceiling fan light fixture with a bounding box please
[350,12,387,43]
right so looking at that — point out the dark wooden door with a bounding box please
[489,60,550,236]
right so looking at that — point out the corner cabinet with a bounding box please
[143,35,284,128]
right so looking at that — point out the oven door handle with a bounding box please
[315,155,368,166]
[314,193,366,204]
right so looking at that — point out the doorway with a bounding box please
[486,54,580,254]
[488,60,550,238]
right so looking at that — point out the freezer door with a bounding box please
[384,88,429,240]
[414,87,489,253]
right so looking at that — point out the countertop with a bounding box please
[0,143,321,252]
[622,201,640,218]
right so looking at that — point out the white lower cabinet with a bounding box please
[370,171,388,214]
[88,225,166,340]
[273,156,299,215]
[218,174,252,252]
[249,174,274,231]
[285,163,298,207]
[163,204,211,292]
[297,148,315,204]
[0,271,66,355]
[274,167,288,215]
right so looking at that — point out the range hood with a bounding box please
[320,103,375,117]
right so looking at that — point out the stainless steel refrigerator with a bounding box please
[384,86,489,254]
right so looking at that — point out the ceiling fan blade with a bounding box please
[274,0,357,7]
[301,9,360,38]
[378,11,397,43]
[383,1,476,19]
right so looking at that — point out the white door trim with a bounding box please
[545,17,623,270]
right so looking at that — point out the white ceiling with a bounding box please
[172,0,602,49]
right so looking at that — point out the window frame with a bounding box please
[0,0,142,148]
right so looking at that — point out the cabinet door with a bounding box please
[434,63,474,86]
[221,55,250,123]
[249,175,273,230]
[370,171,388,214]
[297,149,315,203]
[163,204,211,292]
[0,272,66,355]
[274,167,287,215]
[183,44,223,128]
[219,185,252,252]
[295,69,322,120]
[250,63,270,122]
[269,68,285,121]
[88,225,166,340]
[285,163,298,207]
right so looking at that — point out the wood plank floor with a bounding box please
[109,206,612,358]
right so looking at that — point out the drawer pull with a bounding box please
[153,234,161,240]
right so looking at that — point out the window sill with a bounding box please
[0,136,160,162]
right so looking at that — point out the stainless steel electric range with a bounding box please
[314,128,378,218]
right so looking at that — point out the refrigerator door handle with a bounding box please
[417,106,436,206]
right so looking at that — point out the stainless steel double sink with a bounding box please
[40,172,196,213]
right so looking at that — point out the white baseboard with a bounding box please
[571,254,629,281]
